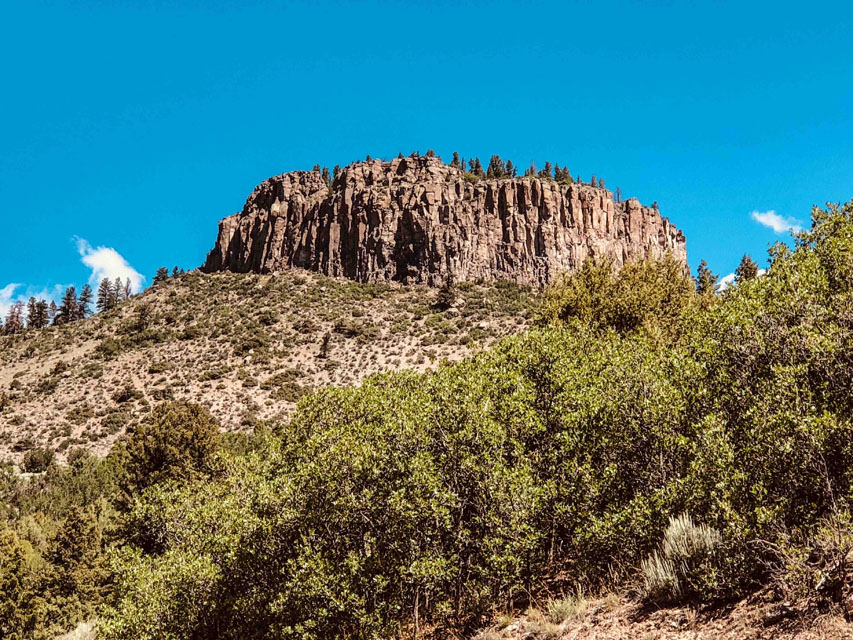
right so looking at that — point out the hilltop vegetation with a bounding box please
[0,270,532,462]
[1,201,852,639]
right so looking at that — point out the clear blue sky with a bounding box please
[1,0,851,307]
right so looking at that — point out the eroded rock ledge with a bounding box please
[202,156,687,287]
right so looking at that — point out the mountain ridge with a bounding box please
[202,155,686,286]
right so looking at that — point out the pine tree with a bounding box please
[590,174,597,188]
[34,300,48,329]
[486,155,504,179]
[97,278,113,313]
[450,152,461,168]
[426,149,436,157]
[4,301,24,334]
[505,160,516,177]
[365,154,372,162]
[734,254,760,283]
[539,162,553,179]
[312,164,321,172]
[599,178,605,189]
[114,277,124,303]
[153,267,169,285]
[435,273,456,310]
[525,162,537,177]
[48,301,57,324]
[26,297,37,329]
[616,187,622,203]
[77,284,93,320]
[124,278,132,300]
[696,260,719,295]
[56,286,78,325]
[322,167,331,186]
[172,266,180,278]
[332,165,341,181]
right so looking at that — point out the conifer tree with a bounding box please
[734,254,760,283]
[56,286,78,325]
[4,301,24,333]
[450,152,461,168]
[486,155,504,179]
[695,260,719,295]
[505,159,516,177]
[615,187,622,203]
[124,278,132,300]
[332,165,341,181]
[599,178,605,189]
[77,284,93,320]
[321,167,331,186]
[312,164,321,172]
[26,297,37,328]
[114,277,125,303]
[97,278,113,313]
[34,299,48,329]
[426,149,436,157]
[590,174,597,188]
[525,162,537,177]
[539,162,553,179]
[172,266,179,278]
[153,267,169,285]
[48,301,57,324]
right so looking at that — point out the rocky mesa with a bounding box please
[202,155,687,286]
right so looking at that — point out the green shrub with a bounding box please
[22,447,55,473]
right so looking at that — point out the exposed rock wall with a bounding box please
[202,156,687,287]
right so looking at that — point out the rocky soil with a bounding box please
[0,269,533,462]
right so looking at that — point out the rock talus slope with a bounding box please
[203,156,687,286]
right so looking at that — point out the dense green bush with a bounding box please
[96,203,853,638]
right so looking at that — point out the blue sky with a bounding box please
[1,0,851,312]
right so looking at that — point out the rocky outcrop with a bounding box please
[202,156,687,287]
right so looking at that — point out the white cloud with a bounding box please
[0,283,66,320]
[717,268,766,292]
[751,210,803,234]
[76,237,145,293]
[717,273,736,291]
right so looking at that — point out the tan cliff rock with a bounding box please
[202,156,687,286]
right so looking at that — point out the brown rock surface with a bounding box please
[202,156,687,286]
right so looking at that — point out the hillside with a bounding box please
[0,269,532,462]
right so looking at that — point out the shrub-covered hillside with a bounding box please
[0,270,532,462]
[2,202,852,640]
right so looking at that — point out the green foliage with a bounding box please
[98,201,853,638]
[118,401,221,501]
[22,448,55,473]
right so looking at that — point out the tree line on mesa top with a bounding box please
[0,267,184,335]
[309,150,631,204]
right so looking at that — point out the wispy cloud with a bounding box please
[751,210,803,234]
[0,283,66,319]
[717,268,766,292]
[76,237,145,293]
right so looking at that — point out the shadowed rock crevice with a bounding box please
[202,156,687,286]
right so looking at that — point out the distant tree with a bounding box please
[486,155,505,179]
[96,278,113,313]
[4,301,24,334]
[539,162,553,179]
[332,165,341,181]
[590,174,597,188]
[119,401,221,501]
[153,267,169,285]
[434,273,457,310]
[505,159,516,177]
[171,266,180,278]
[695,260,719,296]
[616,187,622,203]
[55,286,78,325]
[450,152,461,168]
[734,254,760,283]
[459,157,466,173]
[312,164,321,172]
[77,284,93,320]
[599,178,605,189]
[365,154,372,162]
[48,301,57,324]
[426,149,436,158]
[319,332,331,359]
[468,157,484,177]
[114,277,125,303]
[525,162,537,177]
[321,167,331,186]
[26,297,38,329]
[124,278,132,300]
[652,201,659,209]
[397,152,404,159]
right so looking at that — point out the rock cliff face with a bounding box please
[202,156,687,287]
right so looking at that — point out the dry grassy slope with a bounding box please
[473,593,853,640]
[0,269,533,461]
